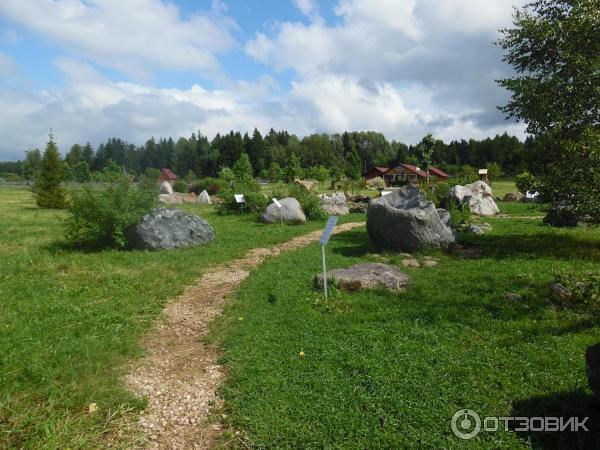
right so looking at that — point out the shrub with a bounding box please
[367,177,385,190]
[551,271,600,310]
[172,180,188,193]
[272,183,326,221]
[64,179,157,248]
[515,171,539,194]
[421,181,449,208]
[446,197,471,226]
[218,181,268,215]
[189,177,223,195]
[34,136,67,209]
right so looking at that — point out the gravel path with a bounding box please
[124,222,365,449]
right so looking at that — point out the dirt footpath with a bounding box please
[124,222,365,449]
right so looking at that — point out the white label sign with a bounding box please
[381,191,392,196]
[234,194,245,203]
[319,216,338,245]
[272,198,282,208]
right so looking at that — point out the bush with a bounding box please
[34,137,67,209]
[446,197,471,226]
[551,271,600,310]
[64,179,157,248]
[272,183,326,221]
[421,182,449,208]
[367,177,385,190]
[189,177,223,195]
[218,181,268,215]
[515,171,539,194]
[172,180,188,193]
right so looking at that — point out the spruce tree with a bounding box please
[34,134,67,208]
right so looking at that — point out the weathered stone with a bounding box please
[318,192,350,215]
[366,186,456,253]
[294,179,317,192]
[504,292,522,301]
[549,282,572,301]
[503,192,524,202]
[544,201,580,227]
[447,181,500,216]
[261,197,306,223]
[160,180,173,195]
[401,259,421,268]
[159,193,183,204]
[586,343,600,404]
[423,260,438,268]
[197,190,212,205]
[128,207,214,251]
[437,208,451,226]
[315,263,410,292]
[467,224,486,235]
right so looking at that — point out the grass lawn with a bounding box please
[0,186,363,448]
[215,212,600,448]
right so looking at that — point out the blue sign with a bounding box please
[319,216,338,245]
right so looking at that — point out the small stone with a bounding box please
[423,260,438,268]
[504,293,522,301]
[88,403,98,414]
[315,263,410,292]
[400,253,413,258]
[550,282,572,301]
[407,259,421,268]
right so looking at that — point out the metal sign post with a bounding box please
[319,216,338,300]
[272,198,283,226]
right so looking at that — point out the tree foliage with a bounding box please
[497,0,600,221]
[34,135,67,209]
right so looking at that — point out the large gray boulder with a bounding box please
[447,181,500,216]
[128,207,214,250]
[318,192,349,215]
[261,197,306,223]
[366,186,456,252]
[315,263,410,292]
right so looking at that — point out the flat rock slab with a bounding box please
[315,263,410,293]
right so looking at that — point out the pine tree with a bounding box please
[34,133,67,208]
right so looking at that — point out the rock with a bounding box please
[401,259,420,268]
[437,208,451,226]
[423,260,438,268]
[586,343,600,404]
[197,190,212,205]
[315,263,410,292]
[399,253,413,258]
[423,256,438,261]
[466,223,492,234]
[318,192,349,215]
[349,203,368,214]
[366,186,456,253]
[294,179,317,192]
[181,193,197,203]
[503,192,524,202]
[549,282,572,301]
[544,201,580,227]
[447,181,500,216]
[158,193,183,204]
[261,197,306,224]
[128,207,214,250]
[160,180,173,195]
[504,292,522,301]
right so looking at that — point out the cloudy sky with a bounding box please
[0,0,526,160]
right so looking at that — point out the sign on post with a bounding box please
[319,216,338,299]
[272,198,283,226]
[234,194,245,214]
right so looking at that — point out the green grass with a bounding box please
[489,180,518,198]
[215,212,600,448]
[0,186,364,448]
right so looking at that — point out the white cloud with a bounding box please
[0,0,238,78]
[0,51,17,77]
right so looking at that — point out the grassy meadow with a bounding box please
[0,185,362,448]
[1,181,599,448]
[214,201,600,448]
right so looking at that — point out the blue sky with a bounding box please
[0,0,525,160]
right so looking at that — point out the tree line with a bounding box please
[1,129,532,182]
